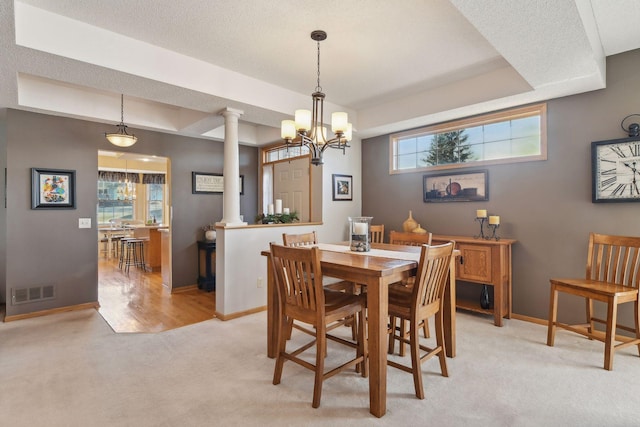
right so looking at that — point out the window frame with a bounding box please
[389,103,547,174]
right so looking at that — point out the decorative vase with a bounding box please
[402,210,418,232]
[480,284,491,309]
[205,230,216,241]
[412,224,427,234]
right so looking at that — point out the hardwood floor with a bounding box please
[98,256,216,333]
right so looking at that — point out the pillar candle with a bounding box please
[489,215,500,225]
[283,207,290,215]
[268,204,274,215]
[476,209,487,218]
[353,222,367,235]
[275,199,282,215]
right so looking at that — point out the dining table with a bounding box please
[262,241,459,418]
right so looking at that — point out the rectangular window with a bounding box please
[97,180,136,223]
[263,144,310,163]
[390,103,547,173]
[146,183,164,223]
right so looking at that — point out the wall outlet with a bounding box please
[79,218,91,228]
[257,277,263,288]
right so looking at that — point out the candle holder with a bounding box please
[348,216,372,252]
[487,223,500,241]
[474,217,487,239]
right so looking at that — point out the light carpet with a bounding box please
[1,309,639,426]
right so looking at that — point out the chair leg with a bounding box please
[272,311,286,385]
[635,300,640,357]
[603,297,617,371]
[388,316,397,354]
[409,319,424,400]
[312,326,326,408]
[435,311,448,378]
[357,309,368,378]
[547,285,558,346]
[586,297,595,340]
[400,320,408,357]
[422,318,430,339]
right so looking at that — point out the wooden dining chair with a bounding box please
[269,243,367,408]
[282,231,318,247]
[389,230,431,246]
[547,232,640,370]
[282,231,357,338]
[388,231,433,355]
[387,241,455,399]
[370,224,385,243]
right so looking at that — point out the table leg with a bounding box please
[442,258,457,357]
[265,254,278,358]
[366,278,387,418]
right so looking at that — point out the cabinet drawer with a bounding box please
[456,243,492,283]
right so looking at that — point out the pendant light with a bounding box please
[105,94,137,147]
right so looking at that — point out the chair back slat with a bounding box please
[270,243,323,313]
[282,231,317,247]
[587,233,640,288]
[412,241,454,310]
[389,230,432,247]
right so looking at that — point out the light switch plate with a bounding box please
[79,218,91,228]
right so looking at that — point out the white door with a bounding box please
[273,157,310,222]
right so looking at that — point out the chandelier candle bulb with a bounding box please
[345,123,353,141]
[331,112,348,133]
[489,215,500,225]
[295,110,311,131]
[281,120,296,139]
[476,209,487,218]
[275,199,283,215]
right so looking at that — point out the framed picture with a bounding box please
[192,172,244,195]
[592,137,640,203]
[31,168,76,209]
[423,169,488,202]
[332,174,353,201]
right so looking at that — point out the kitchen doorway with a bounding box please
[95,150,212,332]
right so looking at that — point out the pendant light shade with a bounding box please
[105,94,137,147]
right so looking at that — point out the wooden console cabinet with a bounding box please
[432,234,516,326]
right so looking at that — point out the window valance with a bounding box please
[142,173,166,184]
[97,170,141,183]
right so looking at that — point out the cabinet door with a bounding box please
[457,243,492,283]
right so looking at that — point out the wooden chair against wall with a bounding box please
[547,232,640,370]
[389,230,432,246]
[370,224,385,243]
[388,231,433,355]
[269,243,367,408]
[387,241,455,399]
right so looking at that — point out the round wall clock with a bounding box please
[592,137,640,203]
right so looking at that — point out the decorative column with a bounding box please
[217,107,246,226]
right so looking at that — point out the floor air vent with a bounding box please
[12,285,56,305]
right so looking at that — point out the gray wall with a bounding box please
[362,49,640,325]
[1,109,258,318]
[0,109,6,304]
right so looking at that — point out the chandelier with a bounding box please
[281,30,352,166]
[105,94,137,147]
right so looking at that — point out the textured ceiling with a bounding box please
[1,0,639,145]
